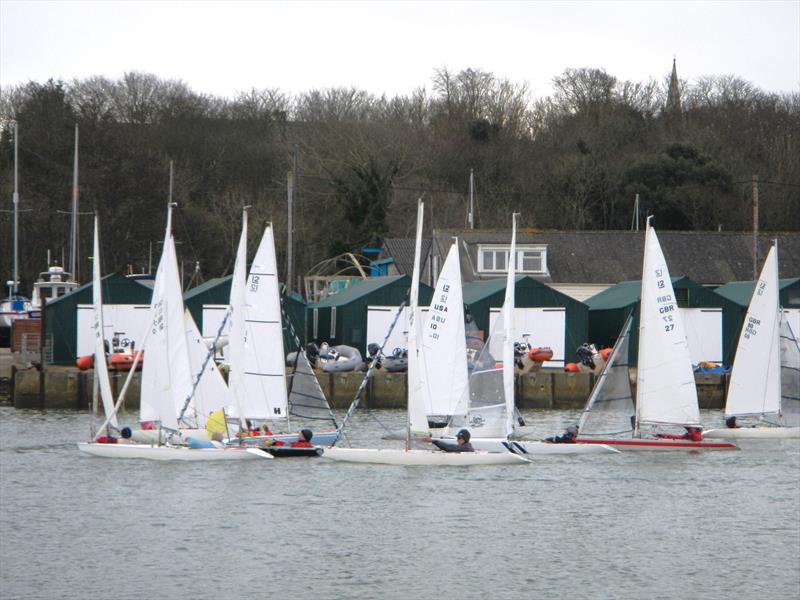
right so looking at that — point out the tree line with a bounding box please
[1,66,798,296]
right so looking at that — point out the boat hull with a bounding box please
[470,438,620,455]
[703,427,800,439]
[322,447,529,465]
[575,438,738,451]
[77,442,269,460]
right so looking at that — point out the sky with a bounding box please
[1,0,798,100]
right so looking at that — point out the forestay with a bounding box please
[636,222,700,428]
[578,314,636,436]
[180,309,233,428]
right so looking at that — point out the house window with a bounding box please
[478,245,547,275]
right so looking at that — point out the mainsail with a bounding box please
[419,241,469,420]
[235,224,289,421]
[140,206,192,430]
[636,220,700,428]
[91,216,117,431]
[725,245,782,418]
[406,200,430,435]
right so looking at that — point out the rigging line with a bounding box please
[334,299,408,443]
[177,308,231,426]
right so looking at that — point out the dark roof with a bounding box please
[309,275,408,308]
[714,278,800,306]
[382,230,800,286]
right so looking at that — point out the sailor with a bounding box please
[656,426,704,442]
[431,429,475,452]
[272,429,314,448]
[725,416,739,429]
[543,424,579,444]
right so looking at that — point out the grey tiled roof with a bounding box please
[382,230,800,285]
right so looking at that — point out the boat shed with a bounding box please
[45,273,153,365]
[713,277,800,364]
[307,275,433,354]
[585,276,739,366]
[183,275,307,352]
[462,275,589,367]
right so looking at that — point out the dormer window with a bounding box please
[478,245,547,275]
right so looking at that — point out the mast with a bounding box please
[12,121,20,296]
[70,124,79,282]
[468,169,475,230]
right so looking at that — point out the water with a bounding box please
[1,406,798,600]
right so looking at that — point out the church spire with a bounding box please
[666,56,682,114]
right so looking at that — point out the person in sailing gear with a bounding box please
[431,429,475,452]
[543,424,579,444]
[656,426,704,442]
[272,429,315,448]
[725,416,739,429]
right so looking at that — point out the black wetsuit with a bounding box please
[543,433,577,444]
[432,439,475,452]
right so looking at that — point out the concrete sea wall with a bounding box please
[5,364,729,411]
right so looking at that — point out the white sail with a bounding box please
[227,209,248,424]
[182,309,233,426]
[779,317,800,427]
[461,216,517,438]
[91,216,117,430]
[236,224,288,421]
[501,214,518,435]
[139,208,191,431]
[406,200,430,435]
[636,220,700,428]
[578,314,636,435]
[725,245,782,418]
[420,240,469,419]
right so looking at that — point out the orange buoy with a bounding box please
[599,347,612,361]
[75,355,94,370]
[528,346,554,363]
[564,362,580,373]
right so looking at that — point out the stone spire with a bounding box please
[666,57,682,114]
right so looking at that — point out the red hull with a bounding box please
[576,438,738,450]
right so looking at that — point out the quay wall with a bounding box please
[6,364,729,411]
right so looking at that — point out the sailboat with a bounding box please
[705,244,800,439]
[575,218,737,451]
[323,200,528,465]
[78,208,270,461]
[224,210,339,447]
[438,215,617,455]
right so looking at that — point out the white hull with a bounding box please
[322,447,529,465]
[575,438,738,451]
[703,427,800,439]
[471,438,620,455]
[130,428,210,444]
[77,442,270,460]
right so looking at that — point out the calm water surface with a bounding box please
[1,406,798,600]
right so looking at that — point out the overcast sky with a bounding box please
[1,0,798,100]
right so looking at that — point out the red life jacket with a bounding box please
[290,441,313,448]
[96,436,117,444]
